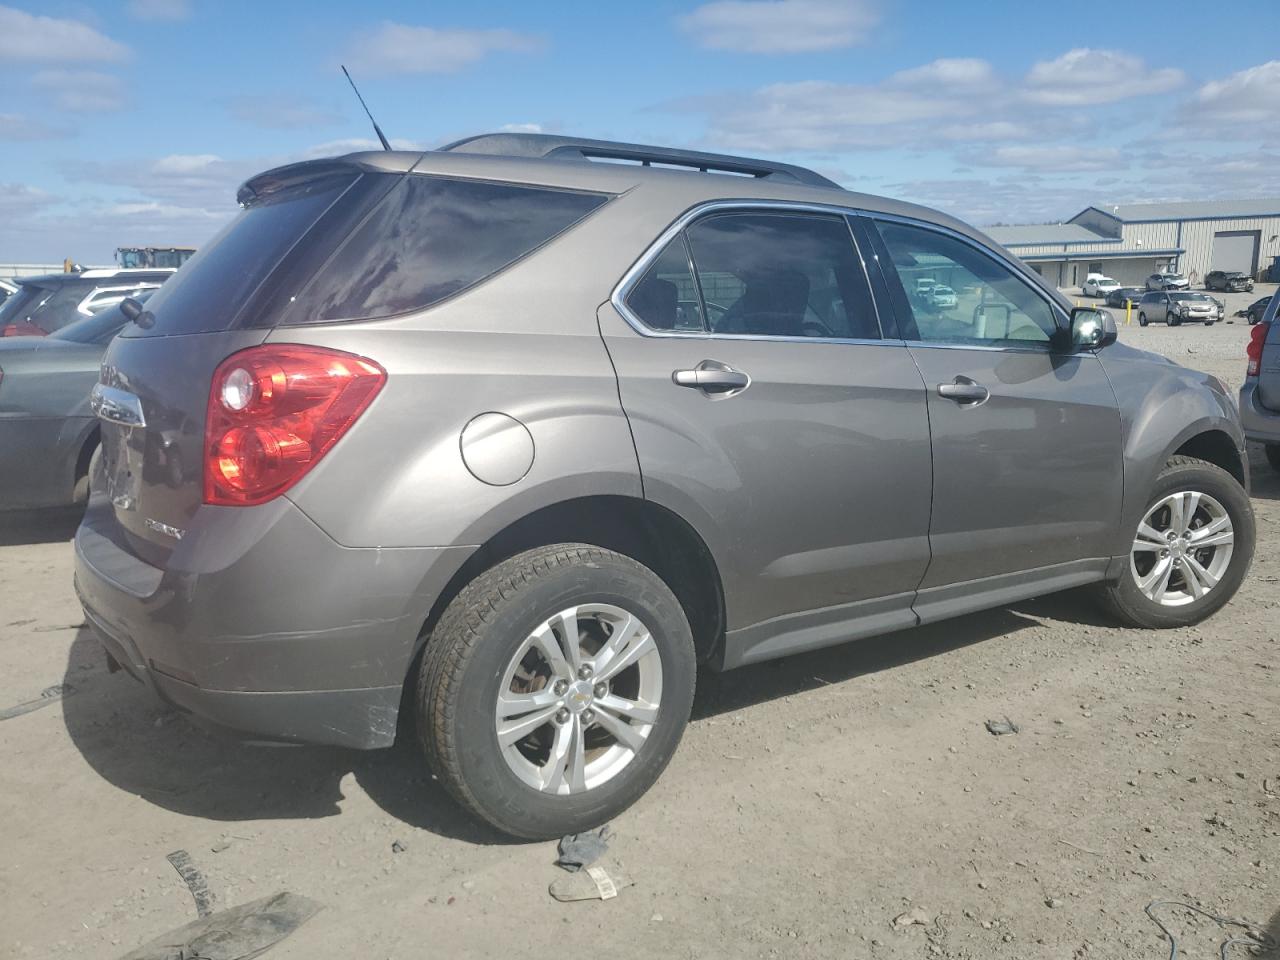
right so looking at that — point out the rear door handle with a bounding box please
[937,378,989,405]
[673,361,750,396]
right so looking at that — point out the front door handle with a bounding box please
[673,360,750,396]
[937,378,989,405]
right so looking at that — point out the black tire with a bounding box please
[1098,456,1254,629]
[417,544,697,840]
[1204,319,1215,327]
[1168,313,1181,326]
[1139,312,1149,327]
[1266,444,1280,473]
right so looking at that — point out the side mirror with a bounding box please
[119,297,143,321]
[1068,307,1117,350]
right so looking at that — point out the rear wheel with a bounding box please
[1098,456,1253,628]
[417,544,697,839]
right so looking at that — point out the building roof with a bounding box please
[1079,198,1280,223]
[985,223,1111,246]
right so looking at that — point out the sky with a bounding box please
[2,0,1278,263]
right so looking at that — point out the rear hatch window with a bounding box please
[125,169,609,337]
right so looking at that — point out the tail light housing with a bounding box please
[205,344,385,506]
[1247,321,1271,377]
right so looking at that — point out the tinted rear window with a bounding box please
[281,175,609,324]
[126,174,357,337]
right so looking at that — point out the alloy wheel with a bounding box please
[1130,490,1235,607]
[494,603,663,794]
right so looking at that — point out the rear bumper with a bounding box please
[73,493,471,748]
[1240,380,1280,445]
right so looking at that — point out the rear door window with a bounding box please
[283,175,609,323]
[625,237,706,332]
[683,212,880,340]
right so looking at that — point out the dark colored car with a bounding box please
[1136,291,1220,326]
[75,134,1255,839]
[1241,296,1272,324]
[1241,296,1279,472]
[0,278,17,306]
[0,296,149,510]
[0,269,171,337]
[1205,270,1254,293]
[1105,286,1145,308]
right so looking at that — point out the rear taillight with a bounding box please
[1247,321,1271,377]
[205,344,385,506]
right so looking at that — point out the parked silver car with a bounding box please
[74,134,1255,839]
[1136,291,1219,326]
[1146,271,1190,291]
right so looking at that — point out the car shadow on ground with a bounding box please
[58,589,1104,844]
[0,507,83,547]
[1246,443,1279,502]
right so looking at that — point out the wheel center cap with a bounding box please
[564,680,594,714]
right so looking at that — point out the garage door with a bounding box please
[1211,230,1260,275]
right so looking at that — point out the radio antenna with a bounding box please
[341,65,392,151]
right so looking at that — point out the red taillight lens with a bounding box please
[1247,321,1270,377]
[205,344,386,506]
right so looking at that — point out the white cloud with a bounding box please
[1023,48,1183,106]
[297,137,428,159]
[0,183,56,218]
[126,0,192,20]
[0,112,72,140]
[31,70,126,112]
[1179,60,1280,132]
[0,5,130,63]
[960,144,1127,173]
[345,22,543,75]
[499,122,544,134]
[888,58,996,91]
[679,0,879,53]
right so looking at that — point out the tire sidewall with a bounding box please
[447,555,696,837]
[1113,462,1255,627]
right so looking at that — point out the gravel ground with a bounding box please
[1,300,1277,960]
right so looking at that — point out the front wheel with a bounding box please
[1204,318,1215,326]
[1168,313,1182,326]
[1138,312,1149,327]
[1098,456,1254,628]
[417,544,697,839]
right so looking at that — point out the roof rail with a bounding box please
[440,133,841,189]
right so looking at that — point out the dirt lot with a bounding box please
[1,309,1277,960]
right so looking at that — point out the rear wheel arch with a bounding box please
[409,495,726,679]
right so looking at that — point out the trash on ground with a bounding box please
[167,849,216,918]
[391,840,407,854]
[556,824,613,872]
[0,684,74,722]
[892,906,933,930]
[549,863,632,902]
[116,891,322,960]
[985,717,1019,736]
[1143,899,1275,960]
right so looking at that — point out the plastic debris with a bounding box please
[985,717,1019,736]
[0,684,74,722]
[167,849,215,918]
[556,824,613,872]
[549,864,632,902]
[117,891,322,960]
[391,840,407,854]
[892,906,933,929]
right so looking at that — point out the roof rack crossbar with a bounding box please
[439,133,840,189]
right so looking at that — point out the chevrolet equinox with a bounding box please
[76,134,1255,839]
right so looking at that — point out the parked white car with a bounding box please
[928,284,958,308]
[1083,276,1121,298]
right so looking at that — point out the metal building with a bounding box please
[986,198,1280,288]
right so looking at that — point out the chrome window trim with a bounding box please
[611,199,1074,353]
[610,199,895,346]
